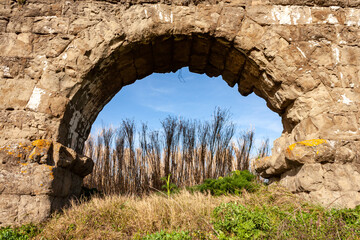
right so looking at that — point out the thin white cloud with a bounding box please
[233,116,283,134]
[143,102,177,114]
[148,86,174,95]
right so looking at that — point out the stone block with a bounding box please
[33,34,73,58]
[247,5,312,25]
[68,18,100,35]
[215,6,245,39]
[285,139,335,165]
[208,38,231,71]
[6,17,33,33]
[224,48,246,77]
[152,36,173,72]
[310,7,344,25]
[343,8,360,27]
[323,163,360,192]
[33,17,70,35]
[0,57,27,79]
[0,33,33,58]
[234,18,265,52]
[284,163,324,192]
[172,36,192,69]
[336,25,360,46]
[337,66,360,88]
[306,188,360,209]
[0,195,20,227]
[193,4,221,34]
[18,195,52,224]
[133,43,154,79]
[339,46,360,66]
[13,3,62,17]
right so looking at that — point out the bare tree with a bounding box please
[161,116,178,179]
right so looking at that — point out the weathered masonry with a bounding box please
[1,0,360,226]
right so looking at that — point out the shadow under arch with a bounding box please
[57,33,294,153]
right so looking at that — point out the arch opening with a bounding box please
[90,67,282,151]
[84,69,284,194]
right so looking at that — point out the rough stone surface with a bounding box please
[0,0,360,225]
[0,140,93,226]
[255,139,360,207]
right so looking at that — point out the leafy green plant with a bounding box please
[278,204,360,239]
[329,205,360,227]
[161,174,179,197]
[0,224,41,240]
[212,202,271,239]
[210,201,360,240]
[195,170,259,196]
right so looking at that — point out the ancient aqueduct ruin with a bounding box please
[0,0,360,226]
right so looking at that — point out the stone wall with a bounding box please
[255,139,360,208]
[0,139,93,226]
[0,0,360,225]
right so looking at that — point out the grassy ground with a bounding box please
[2,183,358,239]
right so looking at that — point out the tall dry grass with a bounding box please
[37,185,303,240]
[83,108,269,195]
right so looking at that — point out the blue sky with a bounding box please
[91,67,282,149]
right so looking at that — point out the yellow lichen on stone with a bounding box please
[298,139,327,147]
[23,145,32,151]
[288,139,327,152]
[255,156,270,163]
[45,165,54,180]
[29,152,35,160]
[20,163,28,166]
[29,139,52,160]
[32,139,52,148]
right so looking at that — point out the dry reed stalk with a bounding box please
[83,110,267,195]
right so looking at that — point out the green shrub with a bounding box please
[195,170,259,196]
[211,202,360,240]
[212,202,271,239]
[0,224,41,240]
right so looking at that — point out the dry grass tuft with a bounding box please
[37,184,301,240]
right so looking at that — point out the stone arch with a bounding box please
[58,35,288,153]
[1,0,360,225]
[52,3,342,192]
[53,3,312,153]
